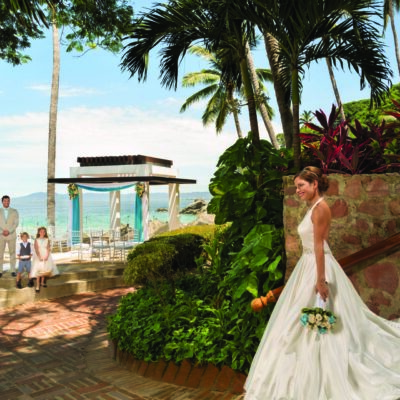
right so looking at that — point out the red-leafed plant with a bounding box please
[300,103,400,174]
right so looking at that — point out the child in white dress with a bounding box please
[31,227,59,292]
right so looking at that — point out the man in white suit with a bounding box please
[0,195,19,278]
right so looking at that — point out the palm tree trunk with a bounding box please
[239,57,260,146]
[227,84,243,138]
[389,0,400,76]
[263,33,293,149]
[326,57,345,120]
[232,107,243,139]
[245,42,279,148]
[47,12,59,228]
[292,68,301,170]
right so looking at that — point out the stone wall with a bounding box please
[283,173,400,319]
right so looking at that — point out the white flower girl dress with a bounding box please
[244,198,400,400]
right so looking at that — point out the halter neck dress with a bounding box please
[244,198,400,400]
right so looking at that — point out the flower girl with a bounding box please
[31,227,59,292]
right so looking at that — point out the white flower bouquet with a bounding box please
[300,307,337,334]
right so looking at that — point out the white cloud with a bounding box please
[28,84,103,98]
[0,106,237,196]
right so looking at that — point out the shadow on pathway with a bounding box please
[0,288,244,400]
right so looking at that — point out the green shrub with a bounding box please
[158,224,216,241]
[108,277,272,370]
[123,233,205,287]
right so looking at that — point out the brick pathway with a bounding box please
[0,288,244,400]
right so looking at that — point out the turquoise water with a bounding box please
[12,191,211,235]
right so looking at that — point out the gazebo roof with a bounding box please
[48,154,196,185]
[76,154,173,168]
[48,176,196,185]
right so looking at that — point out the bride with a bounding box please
[244,166,400,400]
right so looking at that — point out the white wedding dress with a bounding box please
[244,198,400,400]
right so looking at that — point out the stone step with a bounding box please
[0,264,126,289]
[0,264,127,308]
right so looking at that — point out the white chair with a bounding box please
[48,226,67,253]
[90,230,111,262]
[111,229,140,262]
[69,230,90,260]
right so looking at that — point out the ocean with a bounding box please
[11,191,212,236]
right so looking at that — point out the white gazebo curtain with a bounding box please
[70,182,145,243]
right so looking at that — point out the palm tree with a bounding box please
[44,0,133,227]
[245,41,279,148]
[299,110,314,128]
[5,0,50,26]
[47,3,59,229]
[325,57,346,120]
[251,0,392,168]
[121,0,264,147]
[384,0,400,76]
[263,32,293,149]
[181,45,275,140]
[180,47,243,138]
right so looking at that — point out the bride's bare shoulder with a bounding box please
[313,200,331,221]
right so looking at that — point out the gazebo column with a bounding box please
[168,183,180,231]
[142,183,150,241]
[69,187,83,245]
[109,190,121,232]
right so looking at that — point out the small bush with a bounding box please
[124,233,205,287]
[158,224,216,241]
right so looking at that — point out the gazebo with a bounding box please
[48,155,196,242]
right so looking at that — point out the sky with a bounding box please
[0,1,399,197]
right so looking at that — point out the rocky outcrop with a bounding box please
[180,199,207,215]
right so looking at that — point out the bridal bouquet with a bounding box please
[300,307,337,334]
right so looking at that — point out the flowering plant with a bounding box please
[135,182,145,198]
[300,307,337,334]
[67,183,79,200]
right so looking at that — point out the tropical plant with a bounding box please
[383,0,400,75]
[207,137,293,307]
[343,83,400,125]
[0,1,44,65]
[44,0,134,227]
[124,233,205,288]
[251,0,392,169]
[121,0,266,147]
[300,104,400,173]
[180,45,274,139]
[4,0,50,26]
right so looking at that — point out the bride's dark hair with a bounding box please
[294,166,329,194]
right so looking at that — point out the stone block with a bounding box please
[358,200,385,217]
[369,291,391,307]
[365,177,389,197]
[341,234,361,246]
[344,177,362,199]
[326,179,339,196]
[386,219,398,235]
[285,234,300,253]
[364,262,399,295]
[389,199,400,216]
[330,199,349,219]
[284,186,296,195]
[354,219,369,232]
[285,198,300,208]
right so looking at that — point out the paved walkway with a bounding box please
[0,288,244,400]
